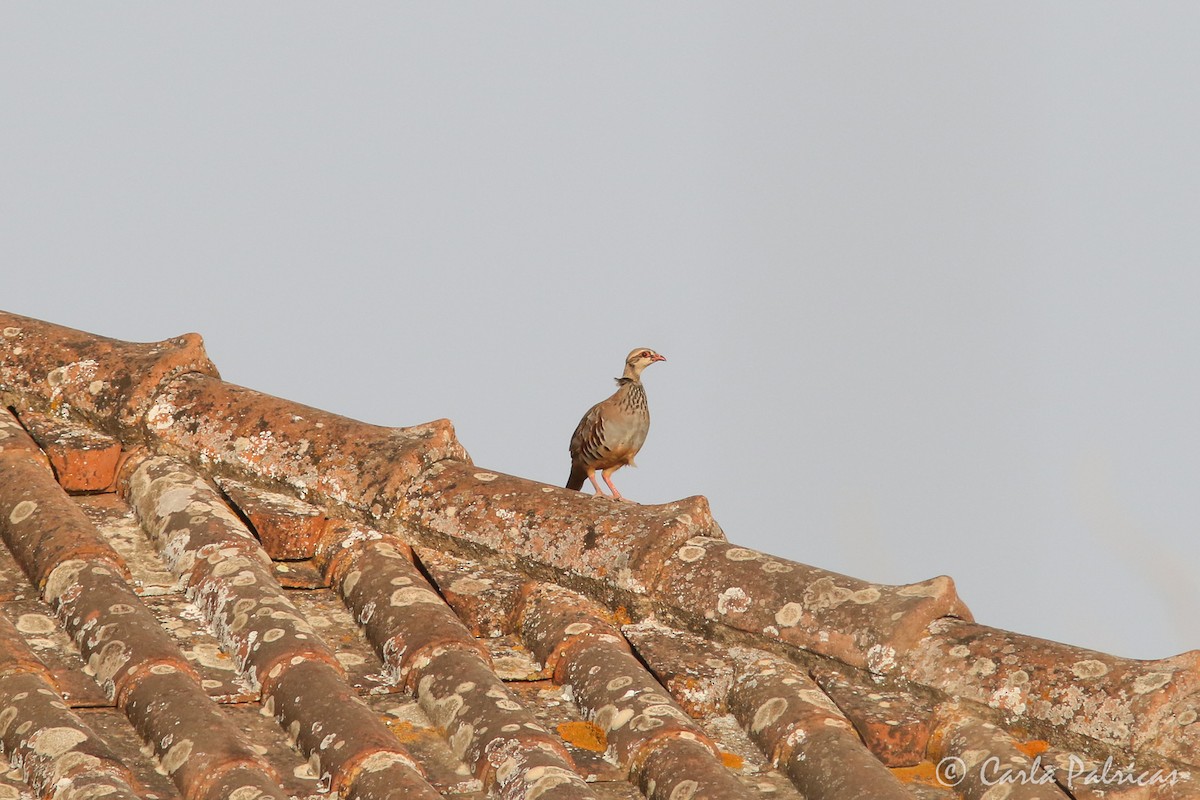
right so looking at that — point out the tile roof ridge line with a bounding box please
[7,312,1198,772]
[0,310,220,441]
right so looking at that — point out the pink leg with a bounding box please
[601,468,626,501]
[587,470,607,497]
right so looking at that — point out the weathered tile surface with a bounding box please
[0,311,1196,800]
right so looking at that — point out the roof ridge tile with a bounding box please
[652,535,972,673]
[19,410,123,493]
[900,618,1200,769]
[0,311,219,439]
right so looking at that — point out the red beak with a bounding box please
[653,354,667,362]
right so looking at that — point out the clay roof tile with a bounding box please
[1,311,1195,800]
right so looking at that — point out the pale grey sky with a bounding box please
[4,5,1198,659]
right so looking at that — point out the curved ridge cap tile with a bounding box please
[120,453,271,581]
[0,671,139,800]
[727,652,915,800]
[143,372,469,515]
[0,310,219,439]
[0,437,131,590]
[315,524,595,797]
[402,458,722,596]
[928,702,1067,800]
[266,659,439,800]
[651,536,970,671]
[0,409,53,470]
[900,619,1200,767]
[121,455,345,689]
[519,584,735,792]
[0,613,56,681]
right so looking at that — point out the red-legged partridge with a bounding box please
[566,348,666,501]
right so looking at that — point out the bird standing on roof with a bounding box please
[566,348,666,501]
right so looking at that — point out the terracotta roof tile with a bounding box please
[727,651,917,800]
[144,372,465,517]
[900,618,1200,766]
[519,584,753,798]
[2,597,117,708]
[654,535,971,672]
[404,461,722,601]
[74,494,180,596]
[0,415,130,590]
[19,411,122,493]
[418,548,528,640]
[1,311,1196,800]
[624,620,736,718]
[811,663,935,767]
[0,410,53,473]
[215,478,331,561]
[314,521,593,798]
[0,312,218,440]
[927,702,1064,800]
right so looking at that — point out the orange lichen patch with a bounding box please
[1015,738,1051,757]
[890,761,942,787]
[557,721,607,752]
[384,719,425,745]
[612,606,633,626]
[720,751,744,770]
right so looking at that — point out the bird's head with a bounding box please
[623,347,666,379]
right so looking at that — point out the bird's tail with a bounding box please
[566,464,587,491]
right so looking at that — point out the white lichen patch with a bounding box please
[969,658,997,677]
[607,676,633,692]
[896,577,948,598]
[29,727,88,757]
[675,545,706,563]
[724,547,760,562]
[796,688,842,715]
[716,587,751,615]
[850,587,880,604]
[593,704,634,732]
[866,644,898,674]
[474,472,498,482]
[390,586,442,606]
[15,613,56,634]
[0,707,17,737]
[769,603,803,629]
[9,500,37,525]
[752,697,788,733]
[1071,659,1110,680]
[44,560,89,603]
[989,686,1027,716]
[1132,672,1172,695]
[448,576,493,595]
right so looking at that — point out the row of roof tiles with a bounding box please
[0,310,1196,800]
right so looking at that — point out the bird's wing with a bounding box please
[569,400,608,463]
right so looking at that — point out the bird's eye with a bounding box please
[640,351,650,358]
